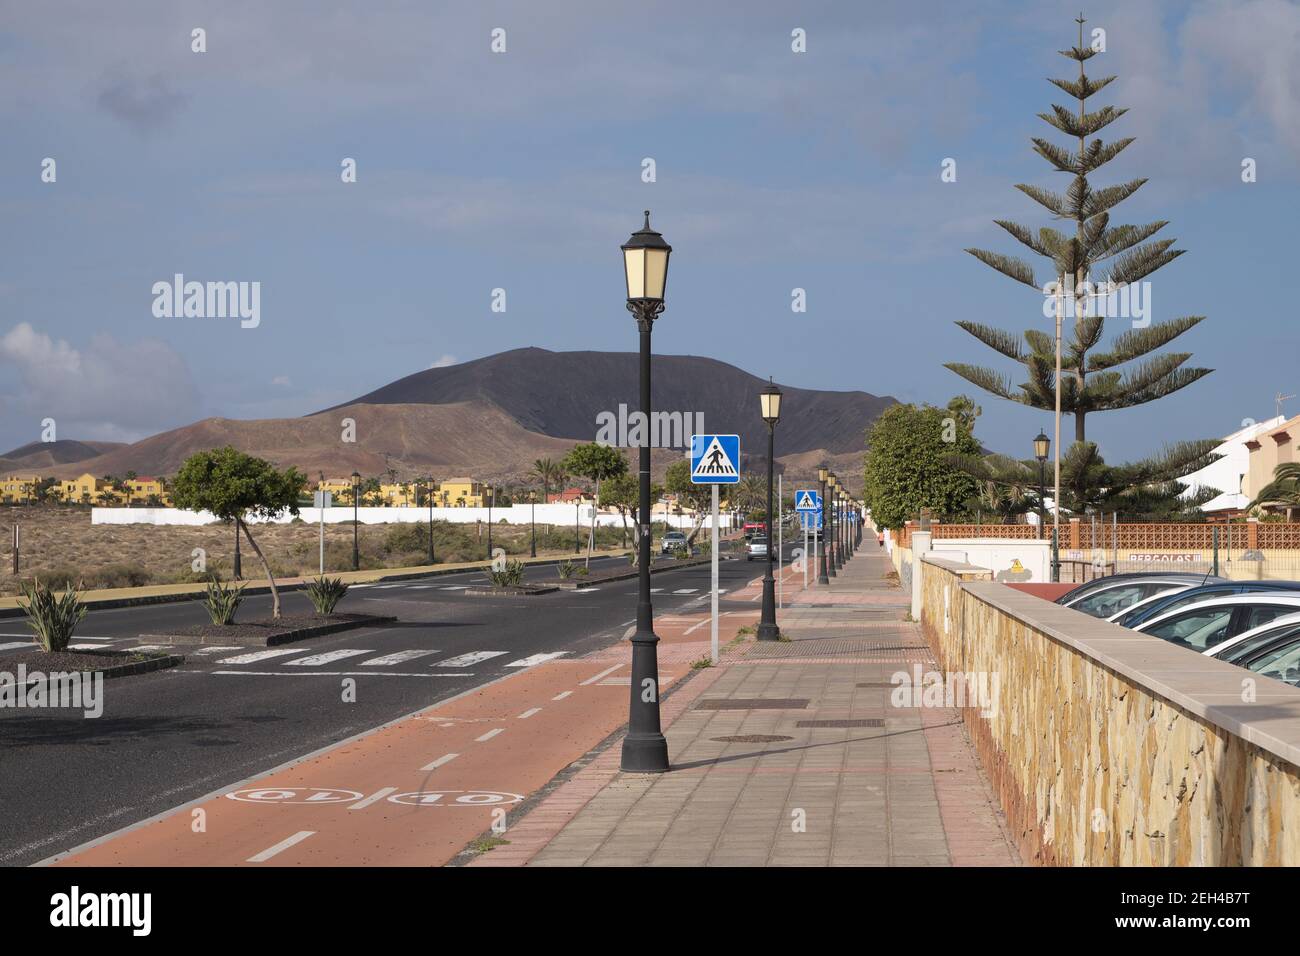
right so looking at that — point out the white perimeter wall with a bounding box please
[930,538,1053,583]
[92,505,734,530]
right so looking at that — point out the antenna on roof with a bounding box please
[1276,392,1296,419]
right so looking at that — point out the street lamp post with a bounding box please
[1034,430,1050,542]
[817,466,831,584]
[486,485,494,559]
[757,379,783,641]
[620,210,672,774]
[426,477,435,564]
[827,475,839,574]
[351,471,361,571]
[530,490,537,558]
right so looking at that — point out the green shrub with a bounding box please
[557,560,577,579]
[305,576,349,614]
[18,578,87,652]
[203,578,245,625]
[486,559,525,587]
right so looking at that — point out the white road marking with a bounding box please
[476,728,504,742]
[210,670,472,678]
[0,642,31,652]
[685,611,734,635]
[437,651,507,668]
[673,588,698,594]
[650,588,664,593]
[359,649,441,666]
[349,787,397,810]
[407,585,435,590]
[506,652,568,668]
[189,646,243,654]
[440,586,467,591]
[580,663,625,686]
[217,648,306,665]
[285,649,372,666]
[129,645,170,652]
[575,587,601,592]
[551,691,573,701]
[247,830,315,863]
[517,707,541,719]
[67,643,111,650]
[372,584,403,589]
[420,752,460,771]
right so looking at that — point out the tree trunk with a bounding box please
[237,516,280,619]
[1075,409,1086,444]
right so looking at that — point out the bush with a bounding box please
[485,559,525,587]
[305,576,349,614]
[18,578,87,652]
[557,560,578,579]
[203,578,245,625]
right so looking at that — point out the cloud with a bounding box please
[429,354,458,368]
[95,69,189,134]
[271,375,292,387]
[0,323,201,442]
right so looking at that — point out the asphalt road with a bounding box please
[0,543,797,867]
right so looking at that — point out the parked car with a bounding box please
[1059,574,1223,620]
[746,535,768,561]
[1115,580,1300,629]
[1133,594,1300,653]
[1055,572,1218,608]
[1210,617,1300,687]
[660,531,689,556]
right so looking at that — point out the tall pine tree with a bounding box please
[946,14,1211,444]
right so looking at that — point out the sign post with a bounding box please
[691,434,740,665]
[795,490,824,595]
[314,490,332,575]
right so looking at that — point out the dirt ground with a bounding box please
[0,506,633,596]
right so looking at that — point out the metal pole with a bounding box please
[1053,275,1062,556]
[817,480,830,585]
[319,500,325,576]
[530,498,537,558]
[352,480,359,572]
[487,487,493,559]
[803,522,809,589]
[757,423,779,640]
[711,483,719,664]
[574,500,580,553]
[234,520,242,580]
[621,312,668,773]
[777,473,783,610]
[12,524,17,575]
[428,487,435,564]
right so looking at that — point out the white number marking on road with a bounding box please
[359,649,441,666]
[217,648,308,665]
[476,728,504,742]
[505,652,568,668]
[247,830,315,863]
[284,649,372,666]
[436,651,507,668]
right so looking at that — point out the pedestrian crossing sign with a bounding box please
[794,490,821,512]
[690,434,740,484]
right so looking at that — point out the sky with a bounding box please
[1,0,1297,464]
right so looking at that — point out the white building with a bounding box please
[1180,415,1285,512]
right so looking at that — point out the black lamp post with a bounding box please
[1034,430,1050,541]
[351,471,361,571]
[620,209,671,774]
[486,485,494,559]
[233,519,241,580]
[757,379,783,640]
[817,465,831,585]
[426,477,435,564]
[827,475,839,576]
[529,490,537,558]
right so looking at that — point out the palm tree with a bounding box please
[1251,462,1300,521]
[529,458,563,504]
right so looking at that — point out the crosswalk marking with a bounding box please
[190,646,243,654]
[285,649,371,667]
[0,641,31,652]
[673,588,698,594]
[506,652,569,668]
[436,651,507,668]
[218,648,310,665]
[359,649,441,666]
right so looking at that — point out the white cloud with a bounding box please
[0,322,201,442]
[429,354,458,369]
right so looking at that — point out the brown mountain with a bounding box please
[0,439,125,473]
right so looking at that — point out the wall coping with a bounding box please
[961,580,1300,770]
[920,553,991,575]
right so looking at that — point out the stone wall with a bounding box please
[918,553,1300,866]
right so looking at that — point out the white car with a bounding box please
[1133,594,1300,653]
[746,536,768,562]
[1209,617,1300,687]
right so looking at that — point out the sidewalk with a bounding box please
[471,541,1019,867]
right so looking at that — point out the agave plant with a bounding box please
[19,578,87,652]
[305,576,350,615]
[203,577,246,625]
[485,560,525,588]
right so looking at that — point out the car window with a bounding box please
[1145,607,1236,650]
[1138,587,1233,621]
[1071,584,1156,618]
[1242,605,1298,630]
[1219,626,1300,665]
[1248,642,1300,687]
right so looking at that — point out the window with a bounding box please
[1072,583,1165,619]
[1248,642,1300,688]
[1242,605,1298,631]
[1145,607,1236,650]
[1219,626,1300,665]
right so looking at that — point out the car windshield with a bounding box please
[665,533,684,540]
[1145,607,1236,650]
[750,537,767,545]
[1248,641,1300,687]
[1218,624,1300,665]
[1072,583,1166,618]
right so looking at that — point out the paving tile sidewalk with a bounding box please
[471,542,1020,867]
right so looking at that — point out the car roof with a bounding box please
[1064,577,1208,601]
[1138,594,1300,631]
[1205,612,1300,657]
[1059,572,1221,601]
[1115,581,1300,624]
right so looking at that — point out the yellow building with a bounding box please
[1246,414,1300,509]
[438,478,486,507]
[58,473,107,505]
[125,476,168,505]
[1,475,40,504]
[379,482,417,507]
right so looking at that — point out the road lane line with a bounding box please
[517,707,541,719]
[506,652,568,668]
[475,728,504,742]
[285,649,372,666]
[579,663,625,686]
[359,649,441,666]
[348,787,397,810]
[189,646,242,654]
[673,588,698,594]
[551,691,573,701]
[436,651,507,668]
[420,752,460,771]
[216,648,305,664]
[247,830,315,863]
[0,642,31,652]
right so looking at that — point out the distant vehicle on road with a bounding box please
[660,531,689,556]
[1132,594,1300,652]
[746,535,768,561]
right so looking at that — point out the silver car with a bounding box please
[1133,594,1300,653]
[746,536,768,562]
